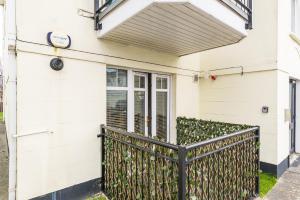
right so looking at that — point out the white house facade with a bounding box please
[1,0,300,199]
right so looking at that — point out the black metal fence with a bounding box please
[98,125,259,200]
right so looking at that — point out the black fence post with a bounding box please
[100,125,106,192]
[178,146,187,200]
[255,126,260,196]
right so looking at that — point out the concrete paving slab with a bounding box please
[264,155,300,200]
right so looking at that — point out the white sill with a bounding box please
[290,32,300,46]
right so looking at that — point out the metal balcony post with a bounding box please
[94,0,99,30]
[178,146,187,200]
[246,0,253,29]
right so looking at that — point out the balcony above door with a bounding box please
[95,0,252,56]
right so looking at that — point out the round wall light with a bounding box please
[50,58,64,71]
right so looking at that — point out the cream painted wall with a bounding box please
[277,0,300,78]
[199,70,278,164]
[276,71,290,163]
[194,0,278,73]
[175,74,200,118]
[15,51,201,199]
[187,0,283,165]
[14,0,202,198]
[10,0,293,198]
[15,0,182,71]
[181,0,297,166]
[16,52,106,199]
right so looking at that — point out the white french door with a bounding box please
[151,74,170,141]
[133,72,149,136]
[106,67,170,141]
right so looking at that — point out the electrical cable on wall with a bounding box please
[198,66,244,80]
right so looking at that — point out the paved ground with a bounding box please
[0,122,8,200]
[264,155,300,200]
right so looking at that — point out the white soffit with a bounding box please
[98,0,248,56]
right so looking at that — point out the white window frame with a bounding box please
[133,72,149,136]
[151,74,171,142]
[106,68,129,130]
[126,70,134,132]
[106,67,171,142]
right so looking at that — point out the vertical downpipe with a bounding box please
[4,0,17,199]
[178,146,187,200]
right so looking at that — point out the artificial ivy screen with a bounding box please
[176,117,252,145]
[102,117,258,200]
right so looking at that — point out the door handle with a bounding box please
[146,116,151,127]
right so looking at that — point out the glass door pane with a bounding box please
[152,74,169,141]
[156,91,168,140]
[107,90,127,130]
[106,68,128,130]
[134,73,148,135]
[134,91,145,134]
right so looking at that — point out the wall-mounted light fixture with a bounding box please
[50,58,64,71]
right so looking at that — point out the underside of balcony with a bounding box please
[95,0,252,56]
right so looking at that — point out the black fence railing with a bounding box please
[94,0,253,30]
[98,125,260,200]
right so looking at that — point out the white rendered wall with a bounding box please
[195,0,278,73]
[15,52,201,199]
[190,0,281,166]
[276,1,300,157]
[14,0,203,198]
[16,52,106,200]
[277,0,300,79]
[3,0,18,199]
[275,0,300,158]
[179,0,299,167]
[199,70,278,165]
[175,74,200,118]
[10,0,289,198]
[276,71,290,163]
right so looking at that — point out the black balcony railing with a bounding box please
[94,0,253,30]
[97,124,260,200]
[219,0,253,29]
[94,0,125,30]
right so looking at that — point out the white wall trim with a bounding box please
[13,130,54,138]
[151,73,157,137]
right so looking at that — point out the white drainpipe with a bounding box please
[3,0,17,199]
